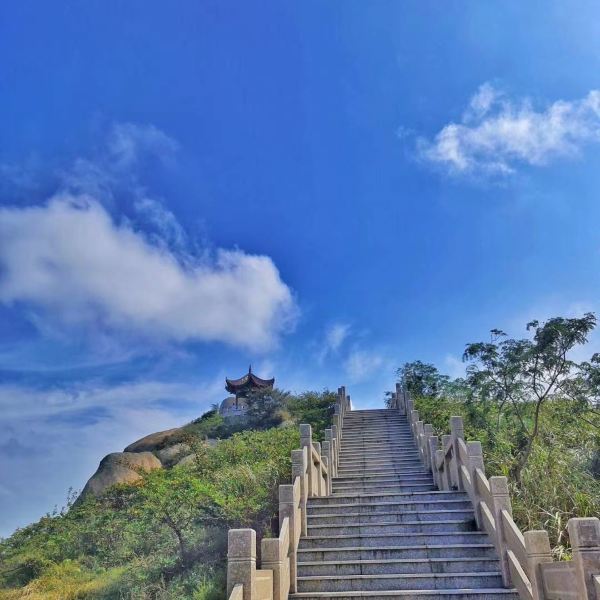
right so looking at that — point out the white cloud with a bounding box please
[344,349,385,383]
[107,122,179,169]
[0,195,297,351]
[418,84,600,175]
[316,322,351,364]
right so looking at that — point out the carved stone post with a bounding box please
[450,416,464,490]
[490,476,512,587]
[395,383,405,415]
[227,529,256,600]
[467,441,484,528]
[291,448,308,536]
[423,424,434,466]
[569,517,600,600]
[416,421,425,463]
[299,424,314,497]
[322,441,332,495]
[331,424,339,461]
[427,435,439,485]
[436,448,446,490]
[313,441,324,496]
[524,530,552,600]
[278,484,298,594]
[441,434,452,490]
[410,410,419,440]
[325,429,337,477]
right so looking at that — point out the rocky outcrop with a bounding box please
[79,451,161,500]
[123,427,181,453]
[155,442,190,467]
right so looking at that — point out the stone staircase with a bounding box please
[291,408,519,599]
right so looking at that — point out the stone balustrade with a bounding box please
[391,384,600,600]
[226,386,351,600]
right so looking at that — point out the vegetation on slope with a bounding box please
[0,389,336,599]
[396,314,600,558]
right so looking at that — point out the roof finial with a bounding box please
[249,364,252,374]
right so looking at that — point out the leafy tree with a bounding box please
[463,313,598,480]
[397,361,450,398]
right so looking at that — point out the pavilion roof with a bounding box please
[225,366,275,394]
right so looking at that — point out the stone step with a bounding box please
[332,482,435,494]
[290,589,519,599]
[333,475,434,488]
[337,465,427,475]
[309,490,469,506]
[338,460,423,470]
[297,557,501,576]
[335,470,432,480]
[297,543,499,563]
[307,509,475,525]
[339,448,420,457]
[307,498,473,515]
[299,531,490,549]
[340,440,418,447]
[296,572,505,593]
[307,519,476,537]
[341,436,414,442]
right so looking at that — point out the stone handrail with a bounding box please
[226,386,351,600]
[390,383,600,600]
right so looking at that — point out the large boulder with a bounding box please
[79,452,161,500]
[155,442,190,467]
[123,428,181,453]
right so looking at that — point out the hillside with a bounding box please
[0,390,335,600]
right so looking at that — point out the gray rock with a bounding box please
[155,442,190,467]
[79,451,161,500]
[123,427,181,453]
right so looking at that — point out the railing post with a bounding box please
[435,448,446,489]
[395,383,406,415]
[299,424,314,497]
[325,429,336,477]
[261,537,282,600]
[322,441,333,495]
[410,409,419,439]
[568,517,600,600]
[291,448,308,536]
[524,530,552,600]
[490,476,512,588]
[278,484,298,594]
[467,441,484,528]
[441,434,452,489]
[331,424,339,465]
[450,416,464,491]
[427,435,439,486]
[313,441,324,496]
[423,424,434,466]
[228,529,256,600]
[416,421,425,463]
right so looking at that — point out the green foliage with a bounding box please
[0,427,301,599]
[0,387,332,599]
[398,313,600,557]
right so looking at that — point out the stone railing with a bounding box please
[391,384,600,600]
[226,386,351,600]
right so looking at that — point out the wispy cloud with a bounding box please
[344,349,386,383]
[0,195,297,351]
[417,83,600,175]
[0,377,222,537]
[318,322,351,364]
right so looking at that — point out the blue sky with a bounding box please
[2,1,600,536]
